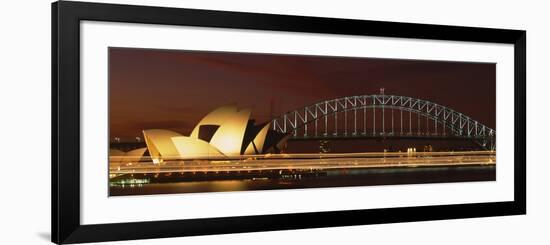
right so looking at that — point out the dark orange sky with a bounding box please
[109,47,495,138]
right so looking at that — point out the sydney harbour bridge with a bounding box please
[271,93,496,151]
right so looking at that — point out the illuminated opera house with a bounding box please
[111,105,289,164]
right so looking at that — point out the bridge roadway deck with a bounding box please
[110,151,496,175]
[287,134,490,141]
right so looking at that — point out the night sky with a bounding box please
[109,47,495,139]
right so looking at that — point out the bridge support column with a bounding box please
[324,115,327,136]
[417,113,420,135]
[391,108,394,135]
[382,104,385,135]
[334,112,338,136]
[304,111,308,137]
[314,119,317,137]
[344,110,348,136]
[373,107,376,136]
[426,114,429,136]
[400,109,403,135]
[435,118,438,136]
[409,110,412,135]
[353,108,357,136]
[363,106,366,136]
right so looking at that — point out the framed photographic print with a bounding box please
[52,1,526,244]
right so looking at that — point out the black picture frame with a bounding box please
[52,1,526,244]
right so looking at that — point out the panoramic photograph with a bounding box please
[108,47,496,196]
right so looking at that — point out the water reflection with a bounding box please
[109,165,495,196]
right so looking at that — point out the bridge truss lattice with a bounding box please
[271,95,495,150]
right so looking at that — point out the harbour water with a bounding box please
[109,165,495,196]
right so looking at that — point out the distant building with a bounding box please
[319,140,331,153]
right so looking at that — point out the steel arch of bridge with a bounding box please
[271,95,496,150]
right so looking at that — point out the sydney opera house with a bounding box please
[110,105,289,164]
